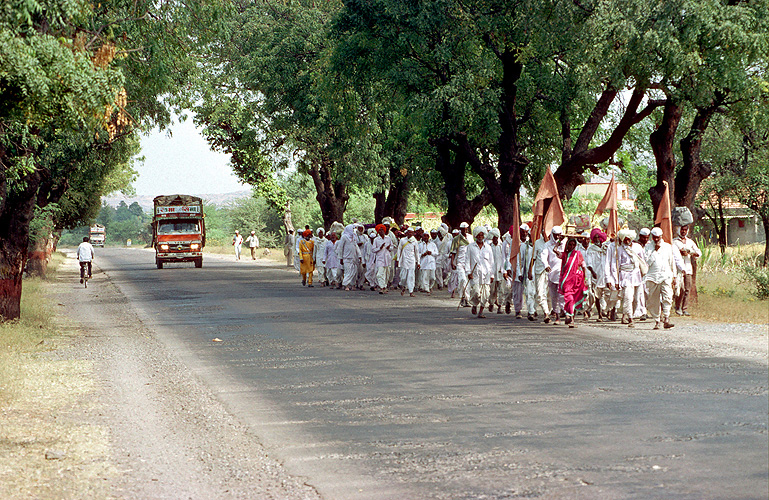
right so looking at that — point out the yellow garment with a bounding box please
[299,239,315,275]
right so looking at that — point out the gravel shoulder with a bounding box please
[49,252,321,499]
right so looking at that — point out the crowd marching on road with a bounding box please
[261,216,700,330]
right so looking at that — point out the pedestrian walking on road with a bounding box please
[284,229,295,267]
[232,230,243,260]
[245,231,260,260]
[299,229,315,286]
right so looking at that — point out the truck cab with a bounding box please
[152,195,205,268]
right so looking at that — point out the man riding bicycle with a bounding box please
[77,236,95,283]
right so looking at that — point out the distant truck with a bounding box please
[152,194,205,269]
[89,224,106,247]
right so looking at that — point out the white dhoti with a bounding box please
[469,279,491,308]
[342,261,358,287]
[647,281,673,322]
[400,267,415,293]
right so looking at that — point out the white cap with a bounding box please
[551,226,563,235]
[430,228,438,233]
[459,222,470,228]
[581,230,590,237]
[640,228,651,236]
[251,230,255,234]
[520,223,530,232]
[651,227,663,237]
[452,229,460,234]
[235,230,239,233]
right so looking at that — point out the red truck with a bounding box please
[152,194,205,269]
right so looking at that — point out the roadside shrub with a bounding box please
[740,265,769,300]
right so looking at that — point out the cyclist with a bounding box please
[77,236,95,284]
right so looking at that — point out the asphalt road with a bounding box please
[97,248,767,500]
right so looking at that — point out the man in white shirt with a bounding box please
[605,229,643,327]
[418,232,438,293]
[467,226,495,318]
[284,229,295,267]
[77,237,95,283]
[528,230,553,323]
[673,225,701,316]
[398,228,419,296]
[232,230,243,260]
[245,231,260,260]
[313,228,328,286]
[645,227,676,330]
[488,228,506,313]
[634,228,651,320]
[585,229,608,321]
[450,222,472,306]
[372,224,393,293]
[544,226,566,323]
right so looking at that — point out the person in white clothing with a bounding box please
[232,230,243,260]
[673,224,701,316]
[488,228,506,313]
[324,232,341,287]
[337,224,361,291]
[585,229,608,321]
[77,237,95,283]
[364,228,378,288]
[418,232,438,293]
[645,227,677,330]
[528,231,553,323]
[450,222,472,306]
[544,226,566,323]
[398,228,419,296]
[466,226,495,318]
[245,231,260,260]
[372,224,393,293]
[633,228,651,319]
[507,224,529,317]
[313,228,328,286]
[605,229,643,327]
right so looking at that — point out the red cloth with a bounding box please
[559,249,586,316]
[302,229,312,238]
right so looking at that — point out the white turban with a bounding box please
[551,226,563,235]
[316,228,324,235]
[490,228,501,238]
[459,222,470,228]
[472,226,485,238]
[651,227,663,237]
[618,228,636,242]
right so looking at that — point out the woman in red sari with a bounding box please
[559,238,588,328]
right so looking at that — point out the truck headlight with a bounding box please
[190,243,200,251]
[160,244,169,251]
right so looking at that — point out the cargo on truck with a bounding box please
[89,224,106,247]
[152,194,205,269]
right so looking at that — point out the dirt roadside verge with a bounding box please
[0,253,321,500]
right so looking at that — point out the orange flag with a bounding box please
[509,193,521,273]
[531,168,565,240]
[595,174,619,239]
[655,180,673,244]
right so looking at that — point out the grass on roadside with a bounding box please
[0,253,112,499]
[692,244,769,325]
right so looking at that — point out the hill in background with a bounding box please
[102,190,251,212]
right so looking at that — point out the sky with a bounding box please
[132,117,246,197]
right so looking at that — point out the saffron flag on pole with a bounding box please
[655,180,674,244]
[531,167,565,240]
[594,173,619,239]
[509,193,521,273]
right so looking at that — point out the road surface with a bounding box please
[69,248,768,499]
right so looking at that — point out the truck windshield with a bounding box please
[158,221,200,234]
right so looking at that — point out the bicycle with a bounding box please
[80,261,92,288]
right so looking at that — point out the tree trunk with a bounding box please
[373,191,386,224]
[676,100,721,213]
[432,137,490,229]
[0,172,41,320]
[649,100,683,215]
[308,156,349,231]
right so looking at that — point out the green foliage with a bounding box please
[740,265,769,300]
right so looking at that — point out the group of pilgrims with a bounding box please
[285,216,699,330]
